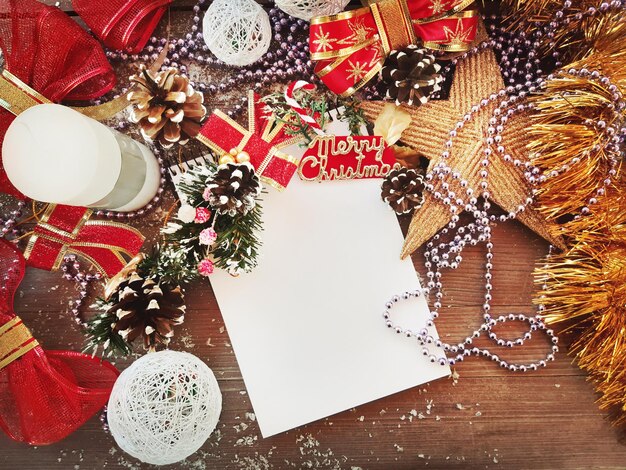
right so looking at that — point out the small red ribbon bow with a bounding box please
[309,0,478,96]
[24,204,145,279]
[72,0,172,53]
[197,92,301,191]
[0,239,119,445]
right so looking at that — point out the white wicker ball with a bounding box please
[275,0,350,21]
[107,350,222,466]
[202,0,272,67]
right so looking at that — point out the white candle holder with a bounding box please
[2,103,160,211]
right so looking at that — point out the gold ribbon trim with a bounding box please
[0,317,39,370]
[371,0,415,55]
[412,0,476,24]
[0,70,50,115]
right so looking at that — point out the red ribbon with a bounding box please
[0,239,119,445]
[309,0,478,96]
[24,204,145,279]
[197,92,301,191]
[73,0,172,53]
[0,0,116,199]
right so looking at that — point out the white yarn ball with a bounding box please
[202,0,272,67]
[107,350,222,466]
[275,0,350,21]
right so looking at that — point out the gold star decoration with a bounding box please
[361,45,565,258]
[313,28,336,52]
[429,0,446,15]
[347,60,368,82]
[339,18,374,46]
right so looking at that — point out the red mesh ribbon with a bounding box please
[73,0,172,53]
[309,0,478,96]
[23,204,145,279]
[197,92,300,191]
[0,239,119,445]
[0,0,116,199]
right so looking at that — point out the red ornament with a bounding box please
[194,207,212,224]
[0,239,119,445]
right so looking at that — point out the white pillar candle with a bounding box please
[2,103,160,211]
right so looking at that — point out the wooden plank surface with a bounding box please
[3,1,626,469]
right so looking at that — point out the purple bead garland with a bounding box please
[0,200,27,240]
[60,254,102,328]
[104,4,316,114]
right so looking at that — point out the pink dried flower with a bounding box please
[197,258,214,277]
[203,187,212,201]
[199,227,218,246]
[195,207,212,223]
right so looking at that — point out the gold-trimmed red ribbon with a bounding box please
[310,0,478,96]
[23,204,145,278]
[196,91,301,191]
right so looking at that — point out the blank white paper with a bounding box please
[209,120,449,438]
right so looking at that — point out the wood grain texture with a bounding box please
[3,2,626,469]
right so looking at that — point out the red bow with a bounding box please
[0,0,116,199]
[0,239,119,445]
[309,0,478,96]
[73,0,172,53]
[197,92,301,191]
[24,204,145,279]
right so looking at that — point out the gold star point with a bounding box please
[429,0,446,15]
[350,19,373,44]
[361,46,565,257]
[443,19,475,50]
[313,28,336,52]
[347,60,368,82]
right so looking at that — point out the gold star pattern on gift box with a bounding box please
[361,46,565,258]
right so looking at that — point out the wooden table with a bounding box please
[3,1,626,469]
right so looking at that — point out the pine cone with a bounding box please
[381,167,425,215]
[108,273,186,351]
[128,66,206,148]
[205,162,262,216]
[380,45,443,107]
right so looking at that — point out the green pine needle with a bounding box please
[84,300,132,358]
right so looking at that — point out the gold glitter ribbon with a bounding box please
[0,69,129,120]
[0,70,50,115]
[0,317,39,371]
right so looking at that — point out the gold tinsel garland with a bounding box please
[503,1,626,65]
[526,9,626,424]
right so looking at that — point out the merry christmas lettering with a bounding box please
[298,135,399,182]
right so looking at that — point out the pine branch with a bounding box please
[211,200,263,273]
[139,244,199,286]
[337,96,368,136]
[164,161,264,275]
[84,302,132,358]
